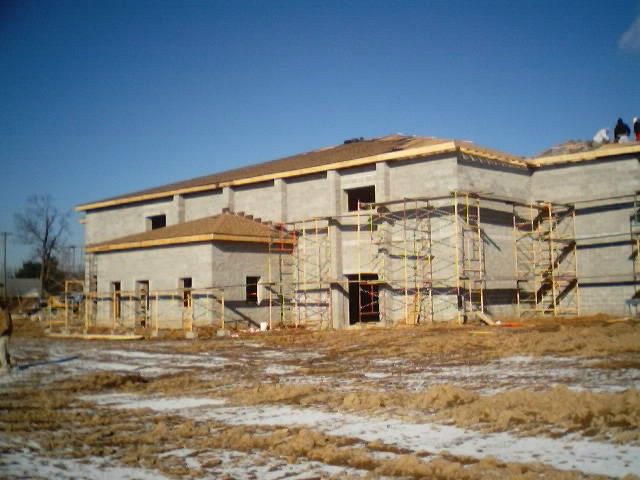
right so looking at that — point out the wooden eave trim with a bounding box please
[458,146,528,168]
[76,142,463,211]
[86,233,293,253]
[527,144,640,168]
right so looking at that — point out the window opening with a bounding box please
[346,186,375,212]
[246,276,260,304]
[147,214,166,230]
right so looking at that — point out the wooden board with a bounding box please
[47,333,144,341]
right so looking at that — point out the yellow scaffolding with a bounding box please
[47,280,85,332]
[457,192,485,321]
[513,201,579,316]
[630,192,640,316]
[73,286,224,335]
[292,218,332,329]
[267,224,297,329]
[77,193,585,331]
[362,192,487,324]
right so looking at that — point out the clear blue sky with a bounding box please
[1,0,639,270]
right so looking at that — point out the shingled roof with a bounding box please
[86,212,291,253]
[76,135,526,211]
[528,141,640,167]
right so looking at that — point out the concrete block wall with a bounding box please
[479,200,519,317]
[531,157,639,203]
[212,242,273,327]
[83,149,639,329]
[85,197,177,244]
[482,225,518,318]
[575,200,636,283]
[286,173,329,221]
[233,180,284,223]
[340,165,377,194]
[574,200,637,315]
[371,214,461,323]
[94,244,214,329]
[183,189,226,221]
[458,161,531,201]
[532,156,640,316]
[389,155,457,199]
[579,284,637,315]
[290,225,332,329]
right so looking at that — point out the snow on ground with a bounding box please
[369,355,640,394]
[0,439,374,480]
[83,392,640,478]
[0,441,168,480]
[159,447,376,480]
[264,364,301,375]
[10,339,639,395]
[84,394,226,411]
[4,337,640,478]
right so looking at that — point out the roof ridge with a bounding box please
[76,134,522,212]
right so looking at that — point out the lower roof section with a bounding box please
[86,212,292,253]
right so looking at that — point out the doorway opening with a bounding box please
[347,273,380,325]
[111,281,121,321]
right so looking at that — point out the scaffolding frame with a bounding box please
[267,219,332,329]
[292,218,332,329]
[59,286,225,335]
[47,280,86,332]
[267,224,297,329]
[630,192,640,317]
[357,191,488,324]
[78,193,585,333]
[513,201,579,316]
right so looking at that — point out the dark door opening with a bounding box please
[111,281,121,320]
[347,274,380,325]
[246,276,260,304]
[180,277,192,308]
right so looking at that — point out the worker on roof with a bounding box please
[614,118,631,143]
[0,300,13,375]
[593,128,610,144]
[633,117,640,142]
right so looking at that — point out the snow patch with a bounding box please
[87,394,639,478]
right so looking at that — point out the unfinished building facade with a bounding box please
[75,135,640,331]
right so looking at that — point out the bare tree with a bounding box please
[14,195,69,293]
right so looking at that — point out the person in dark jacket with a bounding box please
[0,300,13,374]
[633,117,640,142]
[614,118,631,142]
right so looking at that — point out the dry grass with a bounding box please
[2,315,639,479]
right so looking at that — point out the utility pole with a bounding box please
[1,231,10,302]
[70,245,76,275]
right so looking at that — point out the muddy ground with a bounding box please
[1,315,640,479]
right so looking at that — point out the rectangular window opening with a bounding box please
[246,276,260,304]
[147,214,167,230]
[180,277,192,308]
[346,186,375,212]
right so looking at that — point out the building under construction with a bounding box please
[73,135,640,332]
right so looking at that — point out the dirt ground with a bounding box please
[1,315,640,479]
